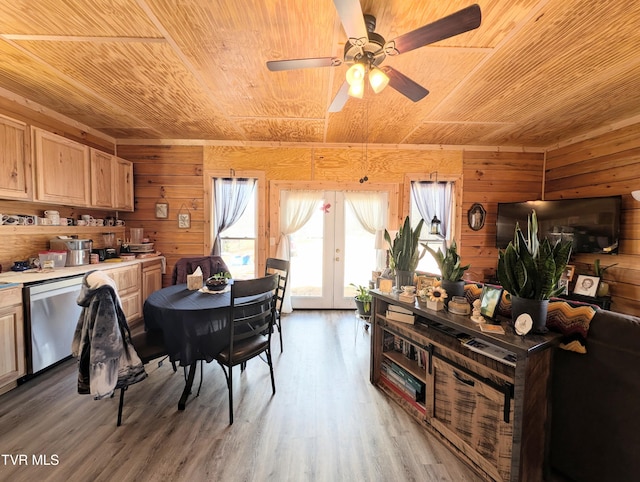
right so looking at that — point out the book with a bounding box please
[479,323,506,335]
[386,310,415,324]
[463,338,517,367]
[388,304,413,315]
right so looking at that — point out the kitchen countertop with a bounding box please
[0,256,165,285]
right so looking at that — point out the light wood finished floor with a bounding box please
[0,311,486,482]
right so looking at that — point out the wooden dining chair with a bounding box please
[214,273,279,424]
[119,326,177,426]
[265,257,290,352]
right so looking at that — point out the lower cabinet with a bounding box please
[431,356,514,481]
[142,258,163,302]
[105,264,142,327]
[0,286,25,394]
[371,291,555,482]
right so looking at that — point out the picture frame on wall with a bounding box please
[573,275,599,297]
[155,202,169,219]
[178,212,191,229]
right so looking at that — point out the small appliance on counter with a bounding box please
[49,237,93,266]
[102,232,118,259]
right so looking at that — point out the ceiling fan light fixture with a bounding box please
[346,63,366,86]
[369,66,390,93]
[348,79,365,98]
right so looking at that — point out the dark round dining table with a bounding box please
[144,283,236,409]
[143,283,232,367]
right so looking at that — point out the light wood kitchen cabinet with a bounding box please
[105,263,142,327]
[33,127,90,206]
[142,258,163,302]
[113,157,134,211]
[0,286,25,395]
[90,149,114,208]
[0,116,31,201]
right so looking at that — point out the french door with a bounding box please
[288,191,384,309]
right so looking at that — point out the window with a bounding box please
[213,177,257,279]
[409,180,455,275]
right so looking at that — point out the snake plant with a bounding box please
[424,240,470,281]
[384,216,426,272]
[497,210,572,300]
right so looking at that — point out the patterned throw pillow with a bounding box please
[464,282,483,305]
[546,300,597,354]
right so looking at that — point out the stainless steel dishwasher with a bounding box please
[23,275,85,375]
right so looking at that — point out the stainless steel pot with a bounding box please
[49,238,93,266]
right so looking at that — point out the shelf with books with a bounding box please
[370,290,559,482]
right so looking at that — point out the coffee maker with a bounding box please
[102,233,118,259]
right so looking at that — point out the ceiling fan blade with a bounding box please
[388,4,481,54]
[328,81,350,112]
[267,57,342,72]
[381,66,429,102]
[333,0,368,41]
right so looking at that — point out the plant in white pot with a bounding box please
[424,240,470,304]
[497,210,572,333]
[384,216,426,289]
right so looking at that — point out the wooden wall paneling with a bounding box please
[117,144,205,286]
[461,150,545,282]
[546,125,640,316]
[0,225,125,273]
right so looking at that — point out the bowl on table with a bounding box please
[205,276,229,291]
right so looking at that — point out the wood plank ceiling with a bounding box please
[0,0,638,148]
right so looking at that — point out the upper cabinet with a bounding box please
[1,122,134,210]
[114,157,134,211]
[33,127,90,206]
[90,149,115,208]
[0,115,32,200]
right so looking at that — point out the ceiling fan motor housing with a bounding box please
[343,15,386,67]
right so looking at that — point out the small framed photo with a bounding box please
[480,285,503,321]
[564,264,575,282]
[558,278,569,295]
[573,275,599,297]
[416,276,434,292]
[155,202,169,219]
[178,212,191,229]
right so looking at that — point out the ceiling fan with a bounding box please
[266,1,481,112]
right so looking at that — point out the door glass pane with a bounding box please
[289,202,324,297]
[343,203,375,298]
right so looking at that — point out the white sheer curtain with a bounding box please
[276,190,324,313]
[344,191,386,234]
[411,181,454,238]
[212,177,256,255]
[345,191,387,270]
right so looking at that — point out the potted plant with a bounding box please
[205,271,232,291]
[497,210,572,333]
[350,283,372,316]
[384,216,426,289]
[423,240,470,302]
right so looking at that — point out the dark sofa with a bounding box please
[549,308,640,482]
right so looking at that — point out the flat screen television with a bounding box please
[496,196,621,254]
